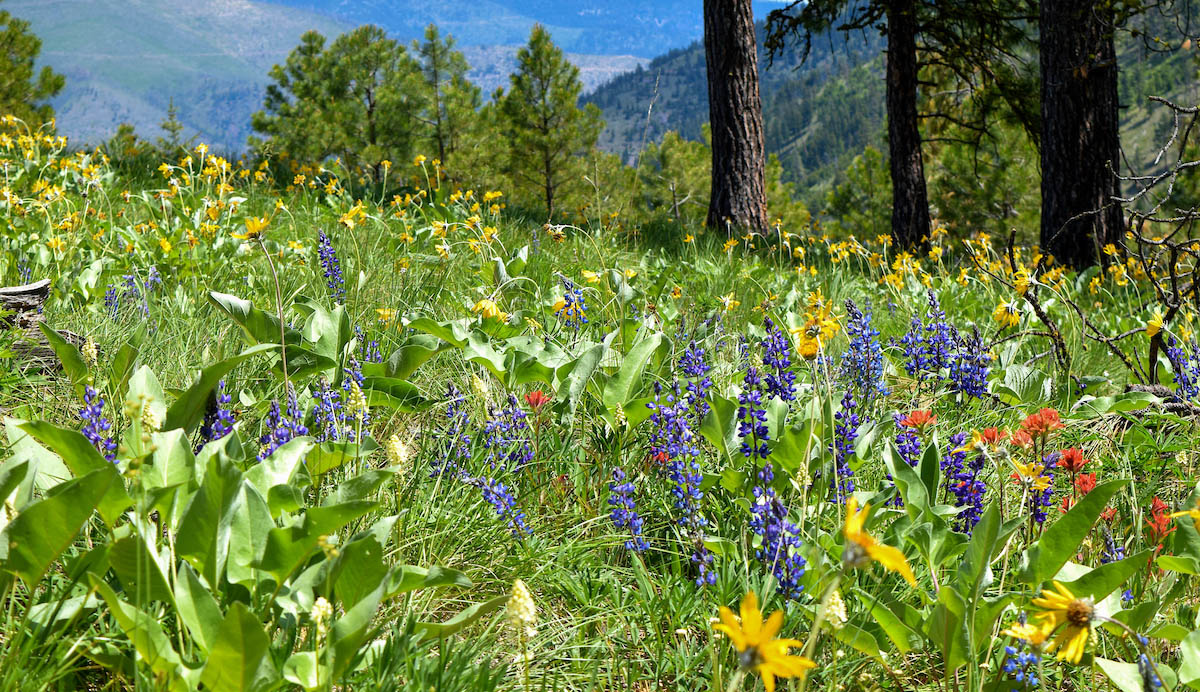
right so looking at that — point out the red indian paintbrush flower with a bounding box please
[898,409,936,434]
[1060,448,1089,474]
[524,390,551,411]
[1020,408,1064,439]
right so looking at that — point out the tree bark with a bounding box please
[1040,0,1123,269]
[886,0,932,251]
[703,0,769,235]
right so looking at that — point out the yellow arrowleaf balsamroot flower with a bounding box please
[720,292,740,312]
[581,270,600,284]
[842,497,917,586]
[993,301,1021,329]
[1147,309,1164,338]
[1030,581,1095,663]
[377,308,396,325]
[472,298,508,321]
[234,216,269,239]
[1012,459,1051,492]
[1002,621,1048,648]
[713,591,815,692]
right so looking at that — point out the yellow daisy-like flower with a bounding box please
[1030,581,1094,663]
[1002,621,1048,647]
[234,216,269,239]
[713,591,815,692]
[720,292,740,312]
[377,308,396,325]
[1147,309,1164,338]
[581,270,600,284]
[1012,459,1051,492]
[472,298,508,321]
[842,497,917,586]
[993,301,1021,329]
[683,234,695,243]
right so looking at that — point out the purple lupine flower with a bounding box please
[317,230,345,303]
[749,464,807,601]
[1027,451,1058,524]
[311,377,345,442]
[944,431,985,533]
[482,395,533,472]
[949,328,991,399]
[737,367,770,461]
[841,300,887,405]
[830,390,860,501]
[647,380,714,585]
[259,384,308,460]
[1166,337,1200,401]
[609,467,649,551]
[679,340,712,427]
[79,385,117,462]
[479,477,532,537]
[355,325,383,363]
[761,317,796,402]
[197,379,235,450]
[555,277,587,330]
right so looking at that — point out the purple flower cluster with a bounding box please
[942,431,985,533]
[318,230,345,303]
[482,395,533,472]
[761,317,796,402]
[1100,528,1126,565]
[355,325,382,364]
[647,378,714,585]
[79,386,116,462]
[197,379,235,450]
[830,390,859,501]
[556,277,588,331]
[679,340,713,426]
[104,266,161,319]
[737,367,770,461]
[1166,337,1200,401]
[949,328,991,400]
[479,477,532,537]
[749,464,807,601]
[841,300,887,405]
[608,467,649,551]
[897,291,957,381]
[259,384,308,460]
[311,377,347,442]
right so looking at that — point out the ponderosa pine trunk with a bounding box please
[1040,0,1123,269]
[886,0,932,251]
[703,0,769,234]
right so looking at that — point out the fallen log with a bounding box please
[1,279,84,371]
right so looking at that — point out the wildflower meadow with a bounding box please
[3,107,1200,692]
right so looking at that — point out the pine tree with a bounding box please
[251,26,426,178]
[157,98,186,152]
[703,0,769,235]
[498,25,604,220]
[413,25,481,172]
[0,6,65,124]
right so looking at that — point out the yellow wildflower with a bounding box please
[1147,309,1164,338]
[843,497,917,586]
[234,216,269,240]
[472,298,508,321]
[993,301,1021,329]
[1030,581,1094,664]
[712,591,815,692]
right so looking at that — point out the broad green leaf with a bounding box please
[17,421,131,527]
[225,482,275,587]
[385,564,473,596]
[602,333,664,407]
[126,365,169,429]
[1022,479,1129,586]
[323,468,395,506]
[39,324,89,395]
[176,455,244,585]
[1179,630,1200,689]
[306,438,378,476]
[362,376,431,412]
[109,531,174,604]
[174,562,223,654]
[282,652,323,691]
[375,334,447,380]
[1060,552,1147,602]
[256,501,377,584]
[2,468,114,584]
[199,602,278,692]
[700,394,741,464]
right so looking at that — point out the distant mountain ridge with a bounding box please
[10,0,663,151]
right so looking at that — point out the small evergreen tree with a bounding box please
[157,98,187,153]
[0,6,65,124]
[498,25,604,220]
[413,25,480,173]
[251,26,426,179]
